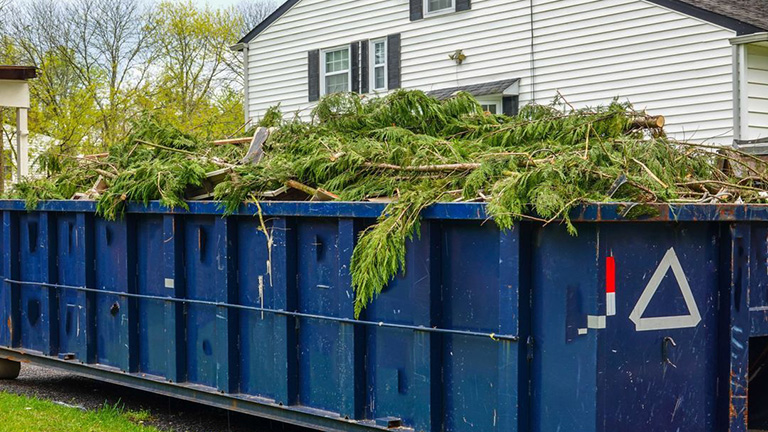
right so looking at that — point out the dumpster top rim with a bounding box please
[1,199,767,223]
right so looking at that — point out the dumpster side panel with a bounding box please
[56,213,85,360]
[18,212,56,355]
[531,224,599,432]
[184,215,229,390]
[364,221,439,429]
[136,216,167,377]
[440,222,502,432]
[236,216,278,400]
[94,218,135,371]
[296,219,342,413]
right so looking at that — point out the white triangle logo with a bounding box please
[629,248,702,332]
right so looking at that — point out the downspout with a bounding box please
[243,45,250,125]
[731,43,743,142]
[231,42,250,126]
[528,0,536,103]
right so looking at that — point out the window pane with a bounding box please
[374,66,385,90]
[325,73,348,94]
[325,49,349,73]
[374,42,386,65]
[481,104,497,114]
[428,0,452,12]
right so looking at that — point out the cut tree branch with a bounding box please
[363,162,481,172]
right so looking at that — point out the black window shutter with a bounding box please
[456,0,471,12]
[409,0,423,21]
[308,50,320,102]
[502,96,519,116]
[351,42,360,93]
[360,40,369,94]
[387,34,401,90]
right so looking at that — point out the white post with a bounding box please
[15,107,28,181]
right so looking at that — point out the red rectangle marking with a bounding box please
[606,256,616,293]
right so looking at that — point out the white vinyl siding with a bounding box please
[246,0,737,143]
[746,44,768,139]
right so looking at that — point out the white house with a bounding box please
[232,0,768,145]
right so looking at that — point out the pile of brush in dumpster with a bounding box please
[8,90,768,314]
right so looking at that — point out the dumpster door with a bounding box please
[600,224,720,432]
[531,223,721,432]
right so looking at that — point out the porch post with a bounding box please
[15,107,28,181]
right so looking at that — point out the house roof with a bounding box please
[0,66,37,81]
[236,0,300,47]
[646,0,767,33]
[427,79,520,100]
[235,0,768,48]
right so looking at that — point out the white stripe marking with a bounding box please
[629,248,701,332]
[606,292,616,317]
[588,315,606,329]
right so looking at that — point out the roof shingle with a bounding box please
[427,79,520,100]
[650,0,768,33]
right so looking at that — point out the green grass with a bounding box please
[0,392,160,432]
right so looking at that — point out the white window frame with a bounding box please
[321,46,352,96]
[369,38,387,92]
[423,0,454,16]
[477,97,502,115]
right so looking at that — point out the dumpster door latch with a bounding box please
[662,336,677,369]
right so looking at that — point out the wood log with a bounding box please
[630,116,665,129]
[240,127,269,165]
[285,180,317,196]
[212,137,254,145]
[82,152,109,160]
[94,168,117,179]
[285,180,339,201]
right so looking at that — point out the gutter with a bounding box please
[230,42,246,52]
[730,32,768,45]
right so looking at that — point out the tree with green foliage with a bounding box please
[0,0,272,173]
[56,0,157,147]
[146,0,244,140]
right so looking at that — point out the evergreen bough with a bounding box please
[8,90,768,317]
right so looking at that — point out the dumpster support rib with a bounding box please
[724,223,751,431]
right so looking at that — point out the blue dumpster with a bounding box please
[0,200,763,431]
